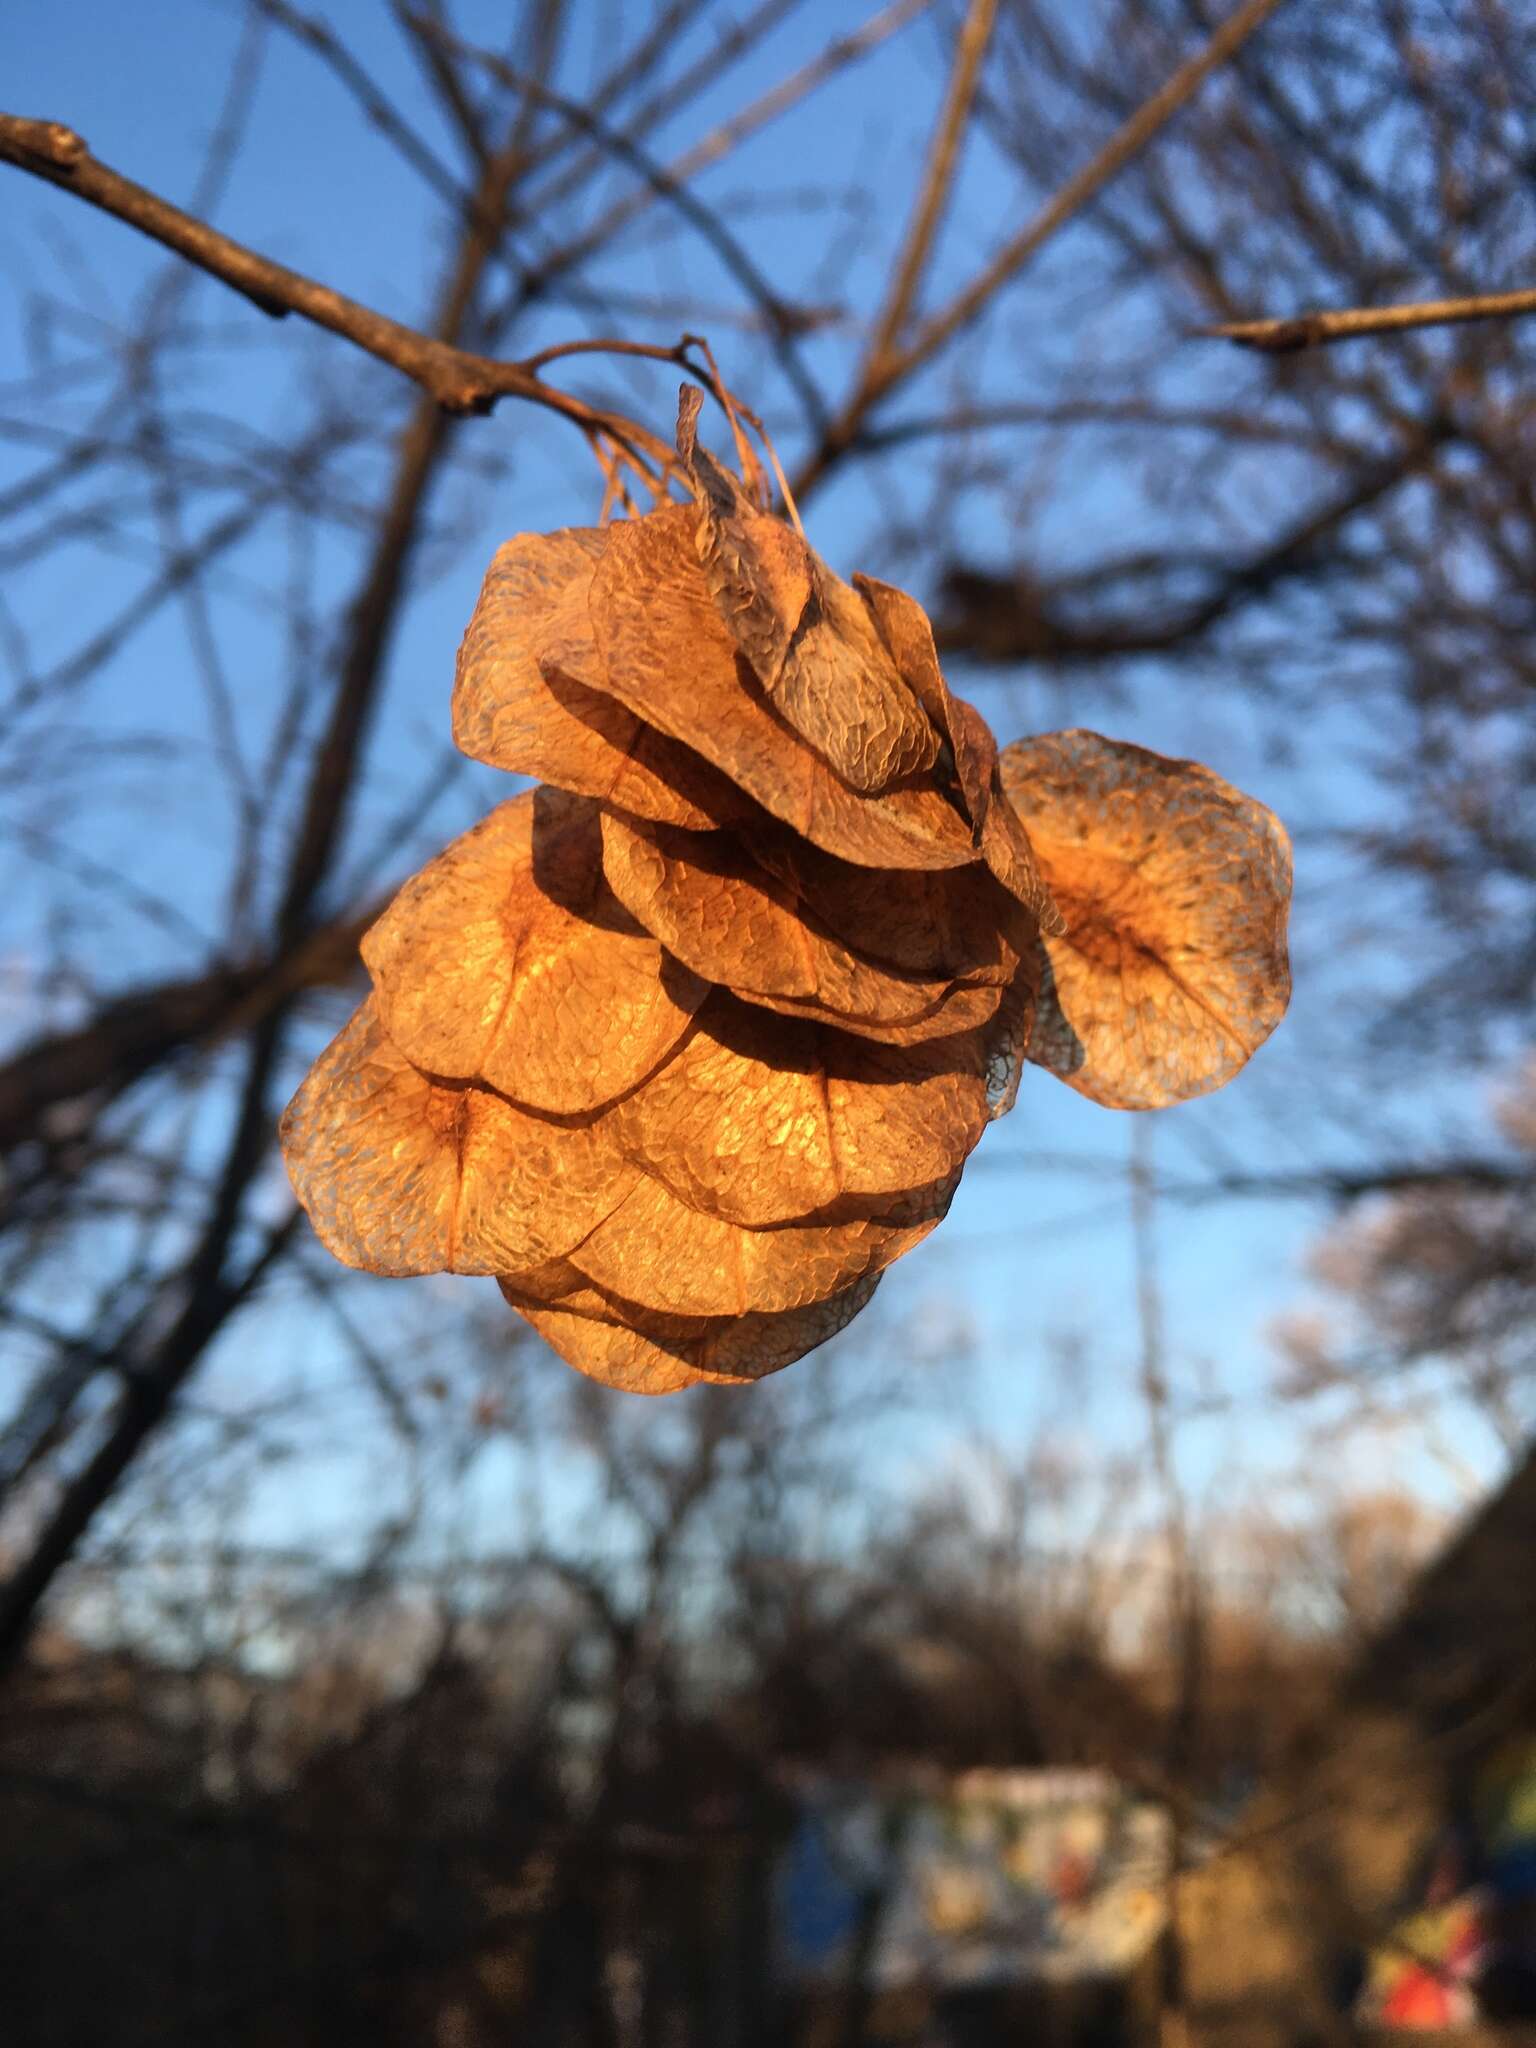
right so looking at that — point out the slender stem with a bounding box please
[1130,1117,1198,2048]
[900,0,1293,379]
[402,16,831,433]
[793,0,1295,493]
[1204,284,1536,352]
[862,0,999,374]
[0,108,674,482]
[0,125,532,1672]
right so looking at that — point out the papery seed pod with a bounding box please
[605,988,992,1229]
[363,788,705,1115]
[279,1000,636,1276]
[587,508,984,874]
[752,826,1030,980]
[498,1266,883,1395]
[999,730,1293,1109]
[717,977,1006,1049]
[855,571,996,837]
[855,571,1060,932]
[693,493,942,795]
[282,403,1293,1397]
[562,1171,947,1320]
[453,526,749,830]
[597,809,1002,1030]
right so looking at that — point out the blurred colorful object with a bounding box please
[1357,1879,1489,2030]
[1478,1735,1536,1899]
[776,1768,1168,1991]
[1356,1736,1536,2029]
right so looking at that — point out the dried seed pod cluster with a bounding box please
[281,414,1292,1394]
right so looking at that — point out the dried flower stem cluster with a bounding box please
[281,395,1291,1393]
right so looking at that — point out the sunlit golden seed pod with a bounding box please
[281,401,1293,1395]
[498,1267,885,1397]
[999,730,1292,1111]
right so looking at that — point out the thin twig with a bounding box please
[0,126,544,1669]
[392,0,492,169]
[863,0,1000,375]
[403,17,831,433]
[1130,1117,1199,2048]
[519,0,928,280]
[1203,284,1536,352]
[255,0,468,215]
[684,330,769,506]
[0,108,672,483]
[794,0,1294,491]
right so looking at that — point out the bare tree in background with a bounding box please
[945,0,1536,1067]
[0,0,1304,1667]
[5,2,1536,2039]
[1273,1053,1536,1458]
[934,0,1536,1463]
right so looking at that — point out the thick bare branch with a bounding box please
[0,123,540,1668]
[403,18,832,431]
[0,912,372,1158]
[937,415,1452,662]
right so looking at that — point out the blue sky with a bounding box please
[1,0,1510,1597]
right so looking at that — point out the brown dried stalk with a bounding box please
[0,109,753,498]
[1203,285,1536,352]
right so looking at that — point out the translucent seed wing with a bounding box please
[609,989,991,1228]
[278,998,637,1274]
[732,980,1004,1046]
[855,571,995,834]
[362,789,704,1116]
[568,1169,947,1318]
[588,508,979,872]
[753,828,1033,983]
[999,729,1292,1109]
[854,573,1060,930]
[695,501,939,793]
[499,1271,881,1394]
[598,808,977,1026]
[452,527,747,829]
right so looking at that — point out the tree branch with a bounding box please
[403,17,833,435]
[0,108,672,467]
[793,0,1295,492]
[1165,1161,1536,1205]
[0,124,542,1671]
[0,911,373,1159]
[1203,284,1536,352]
[862,0,999,375]
[937,415,1452,663]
